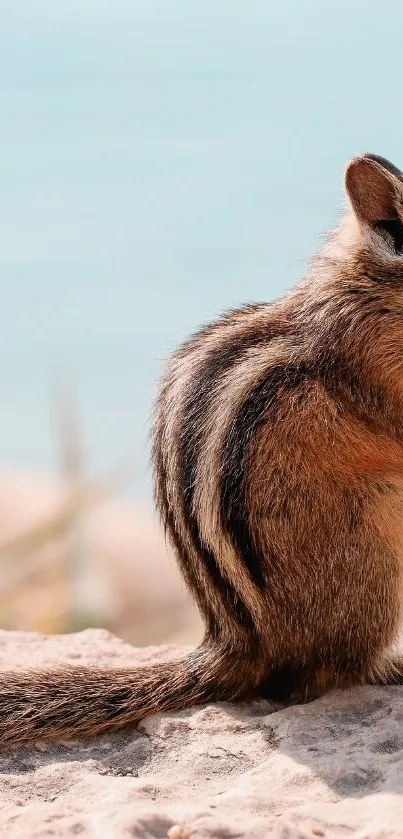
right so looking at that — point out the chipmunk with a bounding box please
[3,152,403,745]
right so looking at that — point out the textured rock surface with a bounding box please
[0,630,402,838]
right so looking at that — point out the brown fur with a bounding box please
[3,153,403,745]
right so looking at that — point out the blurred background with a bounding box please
[0,0,401,646]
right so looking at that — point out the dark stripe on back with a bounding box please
[220,364,309,588]
[219,354,391,589]
[152,415,256,637]
[174,303,269,360]
[176,305,291,600]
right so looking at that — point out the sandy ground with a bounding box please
[0,629,403,838]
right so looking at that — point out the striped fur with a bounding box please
[3,153,403,745]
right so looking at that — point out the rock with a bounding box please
[0,629,402,837]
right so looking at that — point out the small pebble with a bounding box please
[167,825,191,839]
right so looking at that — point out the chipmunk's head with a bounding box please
[345,154,403,256]
[338,155,403,376]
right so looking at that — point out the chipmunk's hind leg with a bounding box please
[366,654,403,686]
[258,663,303,701]
[257,663,339,704]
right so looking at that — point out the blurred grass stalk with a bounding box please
[0,379,134,633]
[53,379,87,629]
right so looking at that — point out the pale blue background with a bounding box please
[0,1,401,501]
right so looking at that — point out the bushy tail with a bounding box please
[0,644,248,746]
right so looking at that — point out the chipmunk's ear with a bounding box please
[345,154,403,252]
